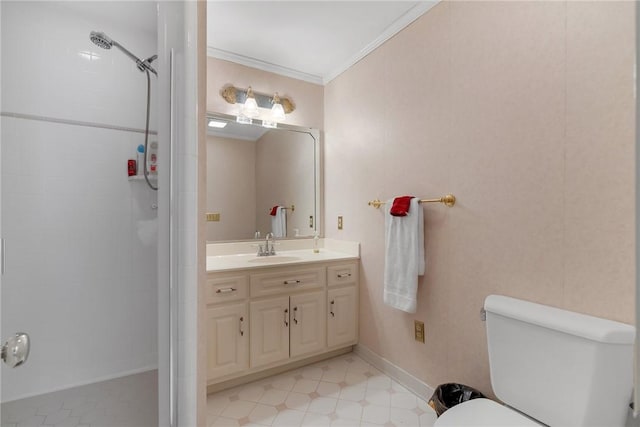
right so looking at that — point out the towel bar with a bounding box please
[269,205,295,212]
[368,194,456,209]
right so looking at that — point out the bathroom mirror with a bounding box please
[206,112,320,242]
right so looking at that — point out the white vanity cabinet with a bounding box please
[328,286,357,348]
[205,275,250,380]
[206,302,248,379]
[249,296,290,368]
[250,290,326,368]
[206,259,359,388]
[290,290,326,358]
[327,263,359,348]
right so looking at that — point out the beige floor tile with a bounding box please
[207,354,432,427]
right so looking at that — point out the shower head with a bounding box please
[89,31,113,50]
[89,30,157,76]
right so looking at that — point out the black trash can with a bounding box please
[428,383,485,416]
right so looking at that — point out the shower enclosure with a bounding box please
[0,1,201,425]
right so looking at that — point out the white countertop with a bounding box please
[206,239,360,272]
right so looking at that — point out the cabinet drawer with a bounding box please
[206,275,248,305]
[327,263,358,287]
[250,267,325,298]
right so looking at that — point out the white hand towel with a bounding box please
[271,206,287,238]
[383,198,425,313]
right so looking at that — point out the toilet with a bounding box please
[434,295,635,427]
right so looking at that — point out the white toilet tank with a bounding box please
[484,295,634,427]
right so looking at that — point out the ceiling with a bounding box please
[207,1,438,85]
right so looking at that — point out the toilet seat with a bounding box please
[434,398,542,426]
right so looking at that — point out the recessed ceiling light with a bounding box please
[208,120,227,129]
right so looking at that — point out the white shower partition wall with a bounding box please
[157,2,204,426]
[635,0,640,419]
[0,0,4,408]
[0,1,175,425]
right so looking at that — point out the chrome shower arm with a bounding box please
[112,41,157,76]
[111,40,141,66]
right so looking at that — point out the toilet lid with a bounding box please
[434,398,541,427]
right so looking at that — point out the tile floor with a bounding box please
[1,370,157,427]
[207,353,438,427]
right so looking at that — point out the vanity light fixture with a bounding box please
[207,119,227,129]
[221,85,295,126]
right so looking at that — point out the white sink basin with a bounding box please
[247,256,302,264]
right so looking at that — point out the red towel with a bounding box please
[390,196,414,217]
[270,206,279,216]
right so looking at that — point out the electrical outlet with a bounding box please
[338,216,343,230]
[206,213,221,222]
[414,320,425,343]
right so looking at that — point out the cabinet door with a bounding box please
[207,303,248,381]
[250,296,290,368]
[327,286,358,348]
[290,291,326,358]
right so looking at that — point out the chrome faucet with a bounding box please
[257,232,276,256]
[266,232,276,255]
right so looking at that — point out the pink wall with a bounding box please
[207,57,324,130]
[324,1,635,395]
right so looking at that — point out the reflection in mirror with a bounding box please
[206,113,319,242]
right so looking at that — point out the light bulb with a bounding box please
[270,93,286,122]
[243,87,259,118]
[271,103,285,121]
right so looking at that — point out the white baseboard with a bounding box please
[207,347,353,394]
[354,344,434,400]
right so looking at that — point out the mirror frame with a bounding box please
[206,112,322,242]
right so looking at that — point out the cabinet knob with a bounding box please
[330,300,335,317]
[239,316,244,336]
[337,273,351,278]
[293,307,298,324]
[284,308,289,327]
[284,280,301,285]
[216,287,236,294]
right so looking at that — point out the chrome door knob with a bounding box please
[1,332,30,368]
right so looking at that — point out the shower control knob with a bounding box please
[1,332,30,368]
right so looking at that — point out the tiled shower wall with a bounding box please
[1,1,158,401]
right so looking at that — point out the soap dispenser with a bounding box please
[313,232,320,253]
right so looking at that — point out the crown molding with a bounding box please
[322,1,439,84]
[207,1,439,86]
[207,47,324,86]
